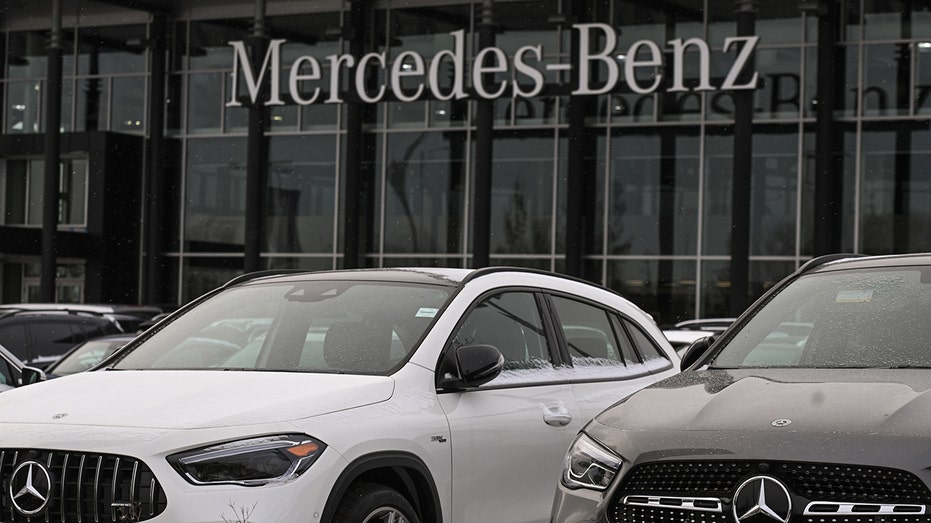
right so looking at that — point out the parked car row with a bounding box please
[0,253,926,523]
[0,303,159,370]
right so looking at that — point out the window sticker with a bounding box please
[416,307,439,318]
[836,290,873,303]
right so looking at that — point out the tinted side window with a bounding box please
[453,292,552,378]
[620,317,671,370]
[551,296,624,368]
[28,321,81,359]
[0,324,29,361]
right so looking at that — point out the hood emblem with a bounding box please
[733,475,792,523]
[771,418,791,427]
[9,461,52,516]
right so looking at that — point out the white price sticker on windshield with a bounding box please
[416,307,439,318]
[836,290,873,303]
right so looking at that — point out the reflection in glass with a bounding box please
[6,81,43,133]
[609,129,700,256]
[863,44,911,117]
[753,48,802,119]
[703,132,733,255]
[489,134,555,255]
[267,135,337,254]
[181,258,243,303]
[185,138,247,252]
[188,73,223,133]
[749,127,799,256]
[75,77,109,131]
[608,259,696,327]
[188,20,250,70]
[864,0,931,40]
[918,45,931,114]
[111,76,146,133]
[383,132,466,254]
[77,25,146,75]
[861,125,931,254]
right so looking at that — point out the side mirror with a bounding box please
[20,366,47,386]
[436,344,504,391]
[680,336,714,371]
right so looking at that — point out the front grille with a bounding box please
[0,448,168,522]
[612,461,931,523]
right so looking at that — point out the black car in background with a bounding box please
[552,253,931,523]
[0,303,162,333]
[0,311,123,368]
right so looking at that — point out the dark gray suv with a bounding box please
[552,253,931,523]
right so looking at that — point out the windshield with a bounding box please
[112,280,452,374]
[710,266,931,369]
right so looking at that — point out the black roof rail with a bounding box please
[222,269,309,288]
[796,253,867,275]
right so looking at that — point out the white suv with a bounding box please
[0,268,678,522]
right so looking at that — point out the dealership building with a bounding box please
[0,0,928,326]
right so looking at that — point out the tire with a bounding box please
[333,482,422,523]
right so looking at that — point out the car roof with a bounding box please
[228,266,610,289]
[232,267,476,287]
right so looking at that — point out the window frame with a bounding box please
[439,285,674,391]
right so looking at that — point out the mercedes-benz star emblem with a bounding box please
[771,418,792,427]
[9,461,52,516]
[732,475,793,523]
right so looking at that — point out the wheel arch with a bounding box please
[321,451,443,523]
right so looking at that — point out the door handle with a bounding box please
[543,404,572,426]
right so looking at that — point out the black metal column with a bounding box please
[472,0,495,268]
[565,1,591,279]
[145,14,167,304]
[729,0,756,316]
[40,0,64,302]
[343,0,365,269]
[813,0,841,256]
[244,0,269,273]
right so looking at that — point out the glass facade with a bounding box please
[1,0,931,326]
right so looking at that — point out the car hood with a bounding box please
[0,370,395,429]
[593,368,931,436]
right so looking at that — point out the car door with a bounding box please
[547,294,677,423]
[437,290,583,523]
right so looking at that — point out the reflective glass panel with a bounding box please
[267,135,338,254]
[860,124,931,254]
[383,132,466,254]
[609,129,700,256]
[607,259,697,328]
[185,138,247,252]
[749,127,798,256]
[77,25,146,75]
[75,77,109,131]
[863,43,911,117]
[488,134,555,255]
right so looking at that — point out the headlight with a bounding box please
[168,434,326,486]
[561,433,623,491]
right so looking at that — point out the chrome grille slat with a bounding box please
[612,460,931,523]
[0,449,166,523]
[76,454,85,523]
[804,502,927,516]
[623,494,724,513]
[110,456,120,522]
[59,453,70,523]
[94,455,101,523]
